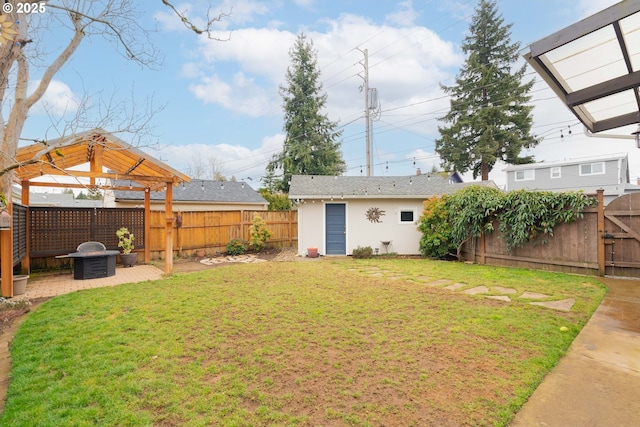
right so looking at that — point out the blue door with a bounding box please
[326,203,346,255]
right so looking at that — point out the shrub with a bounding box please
[249,213,273,252]
[259,188,292,211]
[226,239,246,255]
[417,196,456,259]
[352,246,374,259]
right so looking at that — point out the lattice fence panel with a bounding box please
[94,208,145,251]
[30,207,144,257]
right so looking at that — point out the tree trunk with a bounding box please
[481,159,489,181]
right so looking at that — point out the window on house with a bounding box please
[580,162,605,175]
[515,169,535,181]
[550,167,561,179]
[400,210,414,223]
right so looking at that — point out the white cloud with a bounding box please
[188,72,277,116]
[185,13,461,139]
[29,80,81,117]
[152,133,284,184]
[385,0,419,27]
[293,0,315,8]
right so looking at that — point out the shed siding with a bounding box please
[297,198,424,256]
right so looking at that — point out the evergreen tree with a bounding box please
[265,33,346,193]
[435,0,538,180]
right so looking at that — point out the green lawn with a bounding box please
[1,259,606,426]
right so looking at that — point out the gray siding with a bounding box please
[507,158,623,191]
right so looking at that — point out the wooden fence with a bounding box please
[460,208,599,276]
[460,190,640,278]
[22,208,296,270]
[149,210,297,258]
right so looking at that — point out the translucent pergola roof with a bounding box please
[524,1,640,133]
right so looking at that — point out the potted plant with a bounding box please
[116,227,137,267]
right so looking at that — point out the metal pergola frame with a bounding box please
[524,1,640,134]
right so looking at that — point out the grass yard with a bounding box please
[0,259,606,426]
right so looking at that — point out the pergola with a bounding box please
[524,1,640,134]
[0,129,190,297]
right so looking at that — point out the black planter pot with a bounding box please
[120,252,138,267]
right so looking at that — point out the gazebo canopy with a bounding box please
[15,128,189,190]
[524,1,640,134]
[1,129,190,297]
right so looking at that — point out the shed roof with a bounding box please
[288,175,496,199]
[524,1,640,133]
[114,179,267,204]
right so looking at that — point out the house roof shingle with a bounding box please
[114,180,267,204]
[288,175,496,199]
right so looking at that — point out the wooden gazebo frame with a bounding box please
[0,128,190,297]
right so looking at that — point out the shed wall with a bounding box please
[297,198,424,256]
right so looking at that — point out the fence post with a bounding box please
[597,189,605,276]
[289,210,293,246]
[241,211,247,243]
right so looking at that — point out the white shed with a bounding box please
[289,174,496,256]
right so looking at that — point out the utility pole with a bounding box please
[358,48,371,176]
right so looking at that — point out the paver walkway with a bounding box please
[354,265,575,311]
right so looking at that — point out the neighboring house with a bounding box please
[109,179,268,211]
[503,153,640,205]
[289,174,496,256]
[29,192,104,208]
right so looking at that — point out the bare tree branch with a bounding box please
[161,0,231,41]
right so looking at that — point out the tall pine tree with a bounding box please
[435,0,537,180]
[265,33,346,193]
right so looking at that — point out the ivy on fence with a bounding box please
[418,185,597,259]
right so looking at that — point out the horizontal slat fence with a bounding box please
[150,210,297,258]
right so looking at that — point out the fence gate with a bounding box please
[603,193,640,277]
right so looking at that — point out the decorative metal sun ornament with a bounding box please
[366,207,385,223]
[0,15,18,45]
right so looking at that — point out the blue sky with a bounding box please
[20,0,630,189]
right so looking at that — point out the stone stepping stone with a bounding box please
[444,283,467,291]
[389,276,409,280]
[415,276,432,282]
[367,272,385,277]
[493,286,517,294]
[463,286,489,295]
[487,295,511,302]
[530,298,575,312]
[424,279,452,287]
[520,291,551,300]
